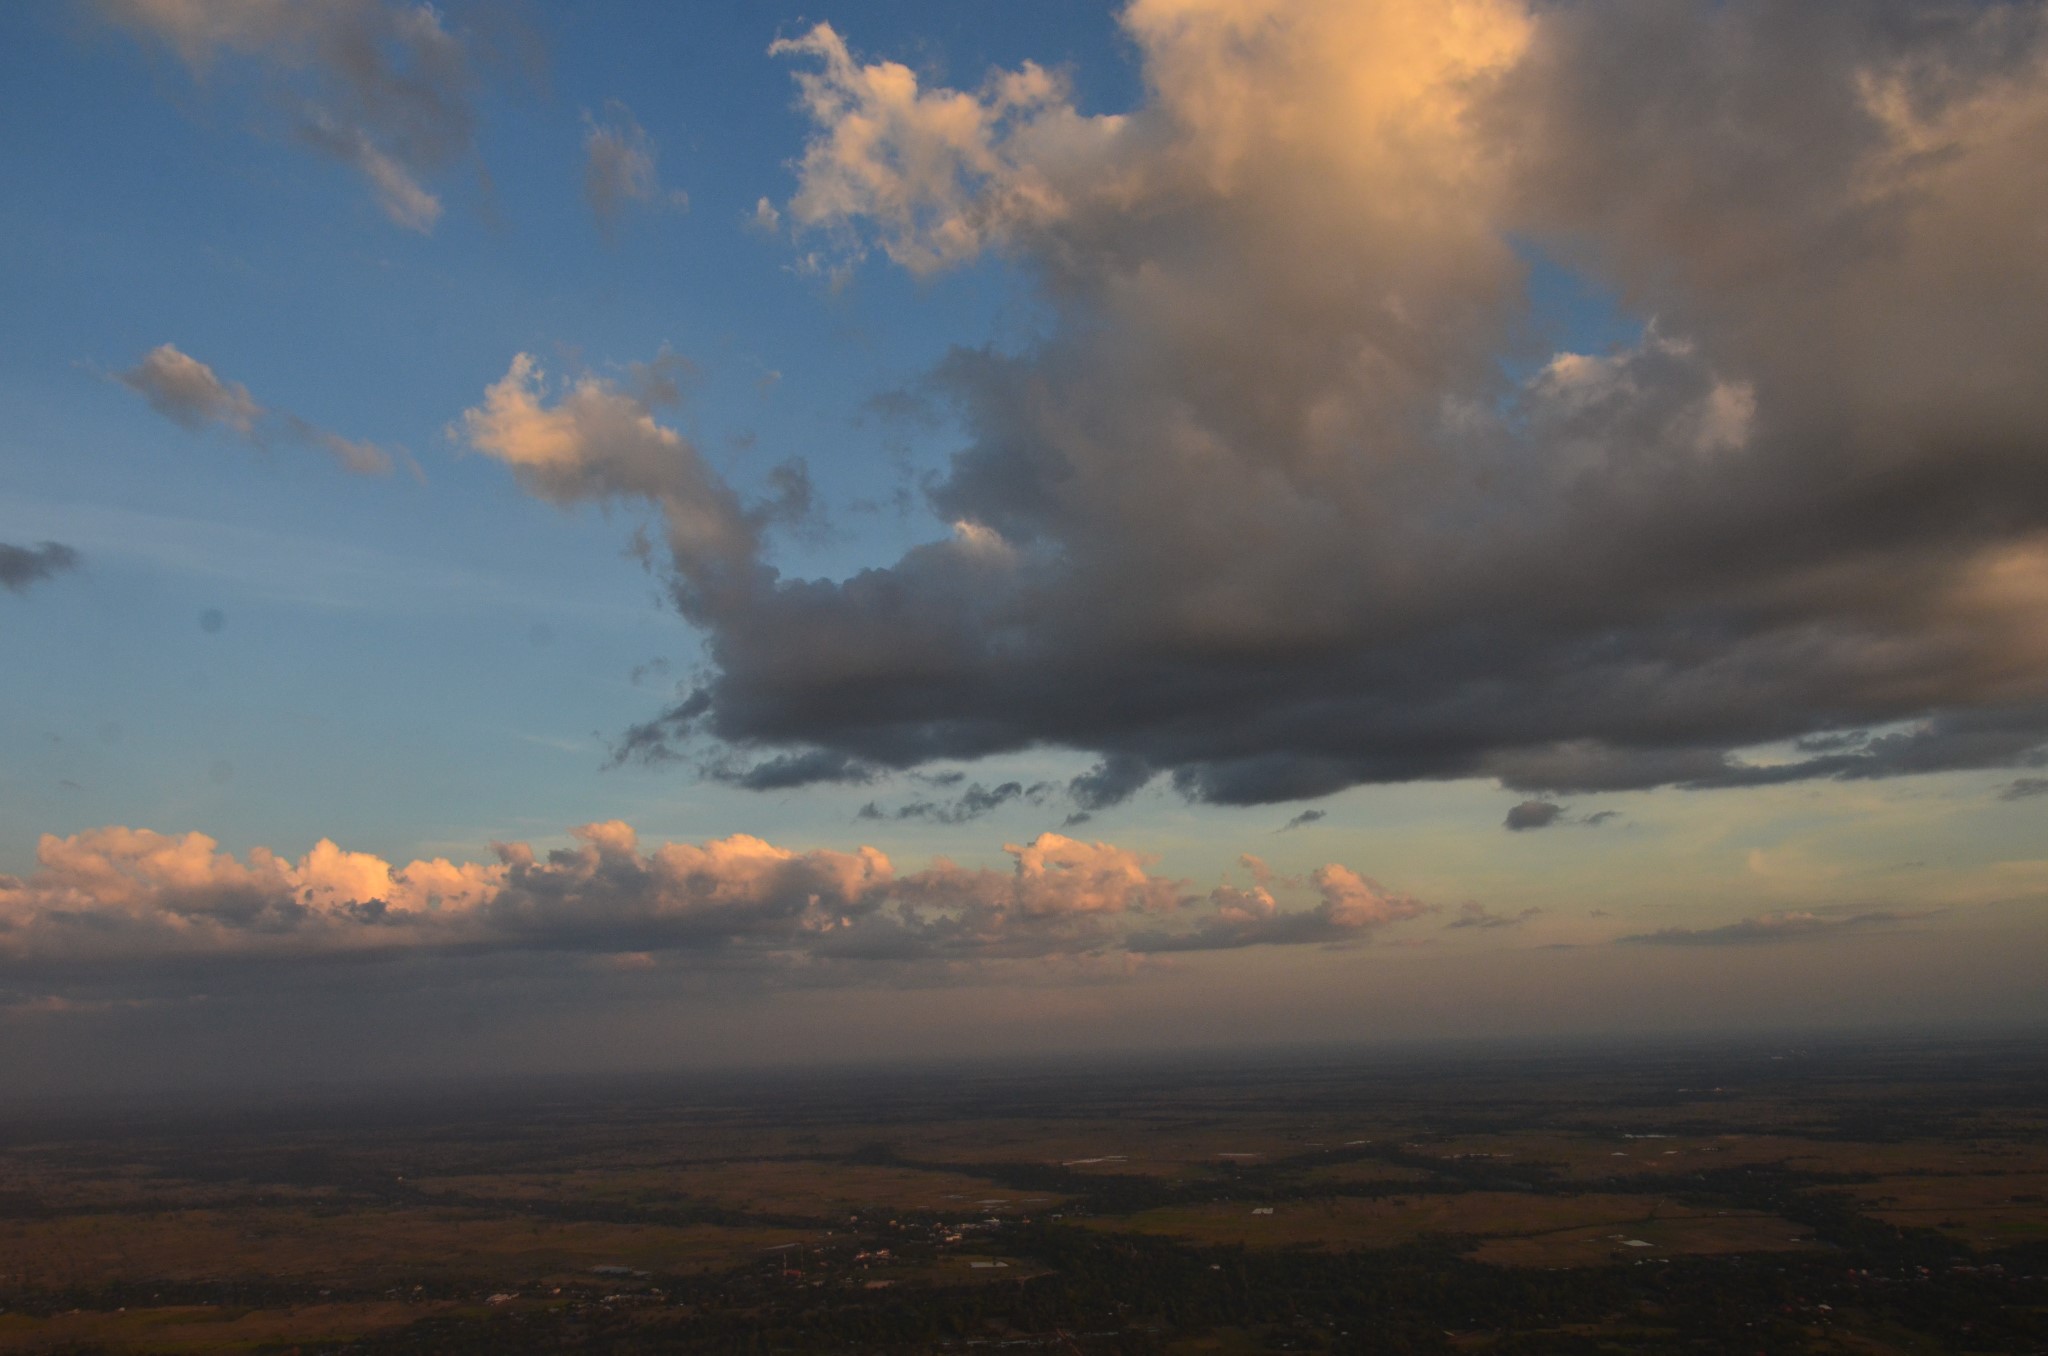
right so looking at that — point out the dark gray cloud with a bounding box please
[711,747,877,791]
[2001,777,2048,801]
[856,780,1054,824]
[1505,800,1564,832]
[468,3,2048,807]
[1676,708,2048,790]
[1069,754,1156,813]
[0,542,81,595]
[1279,809,1326,832]
[1505,800,1620,831]
[1620,910,1928,947]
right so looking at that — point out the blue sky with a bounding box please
[0,0,1642,868]
[1,1,1061,856]
[2,0,2046,1095]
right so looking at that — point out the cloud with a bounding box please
[1619,909,1928,947]
[1127,860,1428,953]
[583,100,687,236]
[1068,753,1155,814]
[2002,777,2048,801]
[95,0,493,232]
[1445,902,1541,930]
[117,343,260,434]
[456,352,793,615]
[1504,800,1564,832]
[1484,707,2048,797]
[1279,809,1326,832]
[856,780,1053,824]
[0,824,1429,974]
[1503,799,1619,831]
[473,1,2048,807]
[0,542,82,595]
[766,21,1120,274]
[119,344,396,475]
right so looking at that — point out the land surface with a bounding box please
[0,1037,2044,1352]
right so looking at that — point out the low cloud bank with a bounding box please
[0,824,1428,971]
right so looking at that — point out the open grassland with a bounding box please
[865,1116,1365,1181]
[1467,1209,1819,1267]
[0,1208,809,1290]
[1083,1190,1813,1265]
[0,1301,458,1355]
[1386,1130,2048,1184]
[414,1159,1065,1219]
[1852,1169,2048,1249]
[1296,1158,1438,1188]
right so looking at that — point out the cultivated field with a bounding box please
[0,1038,2042,1352]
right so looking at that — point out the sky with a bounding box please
[3,0,2047,1099]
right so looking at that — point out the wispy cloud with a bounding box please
[1619,910,1932,947]
[857,781,1055,825]
[1445,903,1541,931]
[118,344,398,476]
[0,494,649,622]
[583,100,687,238]
[0,541,82,595]
[96,0,499,232]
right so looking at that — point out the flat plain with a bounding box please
[0,1037,2044,1352]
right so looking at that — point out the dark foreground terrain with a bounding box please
[2,1037,2045,1353]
